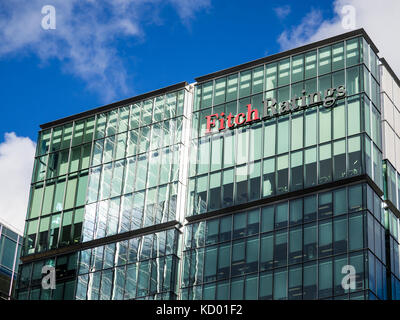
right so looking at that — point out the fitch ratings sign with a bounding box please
[205,85,346,133]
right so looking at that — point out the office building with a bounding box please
[16,29,400,300]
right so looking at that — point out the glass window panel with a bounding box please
[305,51,317,79]
[142,99,153,126]
[273,269,287,300]
[334,216,347,255]
[319,259,333,298]
[259,271,273,299]
[290,198,303,225]
[289,227,303,265]
[348,136,362,177]
[319,143,332,184]
[346,38,360,67]
[291,54,304,83]
[290,150,303,191]
[278,59,290,86]
[252,66,264,93]
[332,42,345,71]
[239,70,251,98]
[288,266,302,300]
[260,233,273,271]
[305,109,317,147]
[349,213,363,250]
[222,168,234,208]
[130,103,141,129]
[347,97,361,135]
[319,220,333,258]
[346,66,360,96]
[214,77,226,105]
[274,230,287,267]
[333,100,346,139]
[304,148,317,188]
[72,120,84,146]
[277,155,288,194]
[264,119,276,157]
[303,223,317,261]
[202,82,213,109]
[263,158,275,197]
[261,206,274,233]
[319,106,331,143]
[333,140,346,180]
[226,74,238,102]
[303,262,317,299]
[277,117,289,154]
[266,63,277,91]
[291,114,303,151]
[319,46,331,75]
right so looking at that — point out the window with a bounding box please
[319,46,331,75]
[291,113,303,151]
[252,66,264,94]
[319,106,331,143]
[346,38,360,67]
[289,227,302,265]
[226,75,238,102]
[333,140,346,180]
[291,54,304,83]
[346,66,360,96]
[347,97,361,135]
[348,136,362,177]
[319,143,332,184]
[304,148,317,187]
[263,158,275,197]
[239,70,252,98]
[266,63,277,91]
[290,151,303,191]
[305,51,317,79]
[214,78,226,105]
[260,234,274,271]
[278,59,290,86]
[333,100,345,139]
[332,42,344,71]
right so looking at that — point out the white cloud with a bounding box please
[0,133,36,235]
[277,0,400,76]
[0,0,210,102]
[274,5,291,20]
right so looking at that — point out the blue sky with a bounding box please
[0,0,336,143]
[1,0,400,233]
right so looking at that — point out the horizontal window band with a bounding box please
[185,174,383,224]
[20,220,182,264]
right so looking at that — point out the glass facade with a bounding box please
[189,36,382,217]
[182,183,388,300]
[0,223,22,299]
[16,30,400,300]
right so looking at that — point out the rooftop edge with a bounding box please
[40,81,189,130]
[195,28,379,83]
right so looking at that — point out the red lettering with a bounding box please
[205,114,218,133]
[234,113,246,126]
[218,112,226,130]
[227,113,234,128]
[246,104,259,123]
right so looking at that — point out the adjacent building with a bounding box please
[15,28,400,300]
[0,222,22,299]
